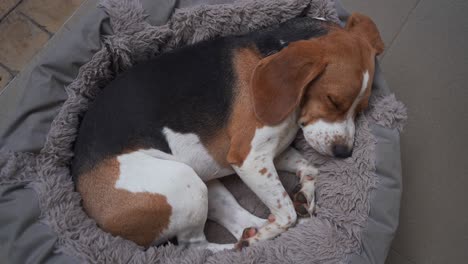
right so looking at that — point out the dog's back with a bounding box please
[72,37,235,179]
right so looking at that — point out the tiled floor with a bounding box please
[343,0,468,263]
[0,0,83,91]
[0,0,467,263]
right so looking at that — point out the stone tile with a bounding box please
[382,0,468,263]
[0,0,19,20]
[341,0,420,57]
[385,249,416,264]
[18,0,84,33]
[0,65,12,92]
[0,11,49,71]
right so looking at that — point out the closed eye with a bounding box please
[327,95,340,110]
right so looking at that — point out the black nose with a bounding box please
[332,145,352,158]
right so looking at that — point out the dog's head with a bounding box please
[251,13,384,158]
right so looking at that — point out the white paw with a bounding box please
[293,179,316,216]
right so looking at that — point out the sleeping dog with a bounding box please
[72,13,383,251]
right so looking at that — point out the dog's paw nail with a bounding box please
[294,192,307,204]
[241,227,257,239]
[235,240,250,250]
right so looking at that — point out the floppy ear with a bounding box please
[251,41,327,125]
[346,13,385,55]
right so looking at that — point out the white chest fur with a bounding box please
[249,113,299,160]
[162,114,298,181]
[162,127,233,181]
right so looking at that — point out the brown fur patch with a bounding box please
[346,13,384,55]
[226,47,264,166]
[250,41,327,125]
[77,158,172,247]
[259,168,268,175]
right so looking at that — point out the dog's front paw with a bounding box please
[293,186,315,217]
[235,227,258,250]
[293,168,317,217]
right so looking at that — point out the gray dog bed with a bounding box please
[0,0,406,263]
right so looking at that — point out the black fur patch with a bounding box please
[246,17,330,56]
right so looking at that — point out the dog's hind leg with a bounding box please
[88,150,233,251]
[174,178,235,252]
[207,180,267,240]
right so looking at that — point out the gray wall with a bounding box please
[342,1,468,263]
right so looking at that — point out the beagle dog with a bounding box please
[72,13,383,251]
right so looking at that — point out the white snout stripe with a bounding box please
[347,70,369,118]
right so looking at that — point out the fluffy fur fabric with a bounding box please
[0,0,407,263]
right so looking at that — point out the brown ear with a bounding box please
[251,41,327,125]
[346,13,385,55]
